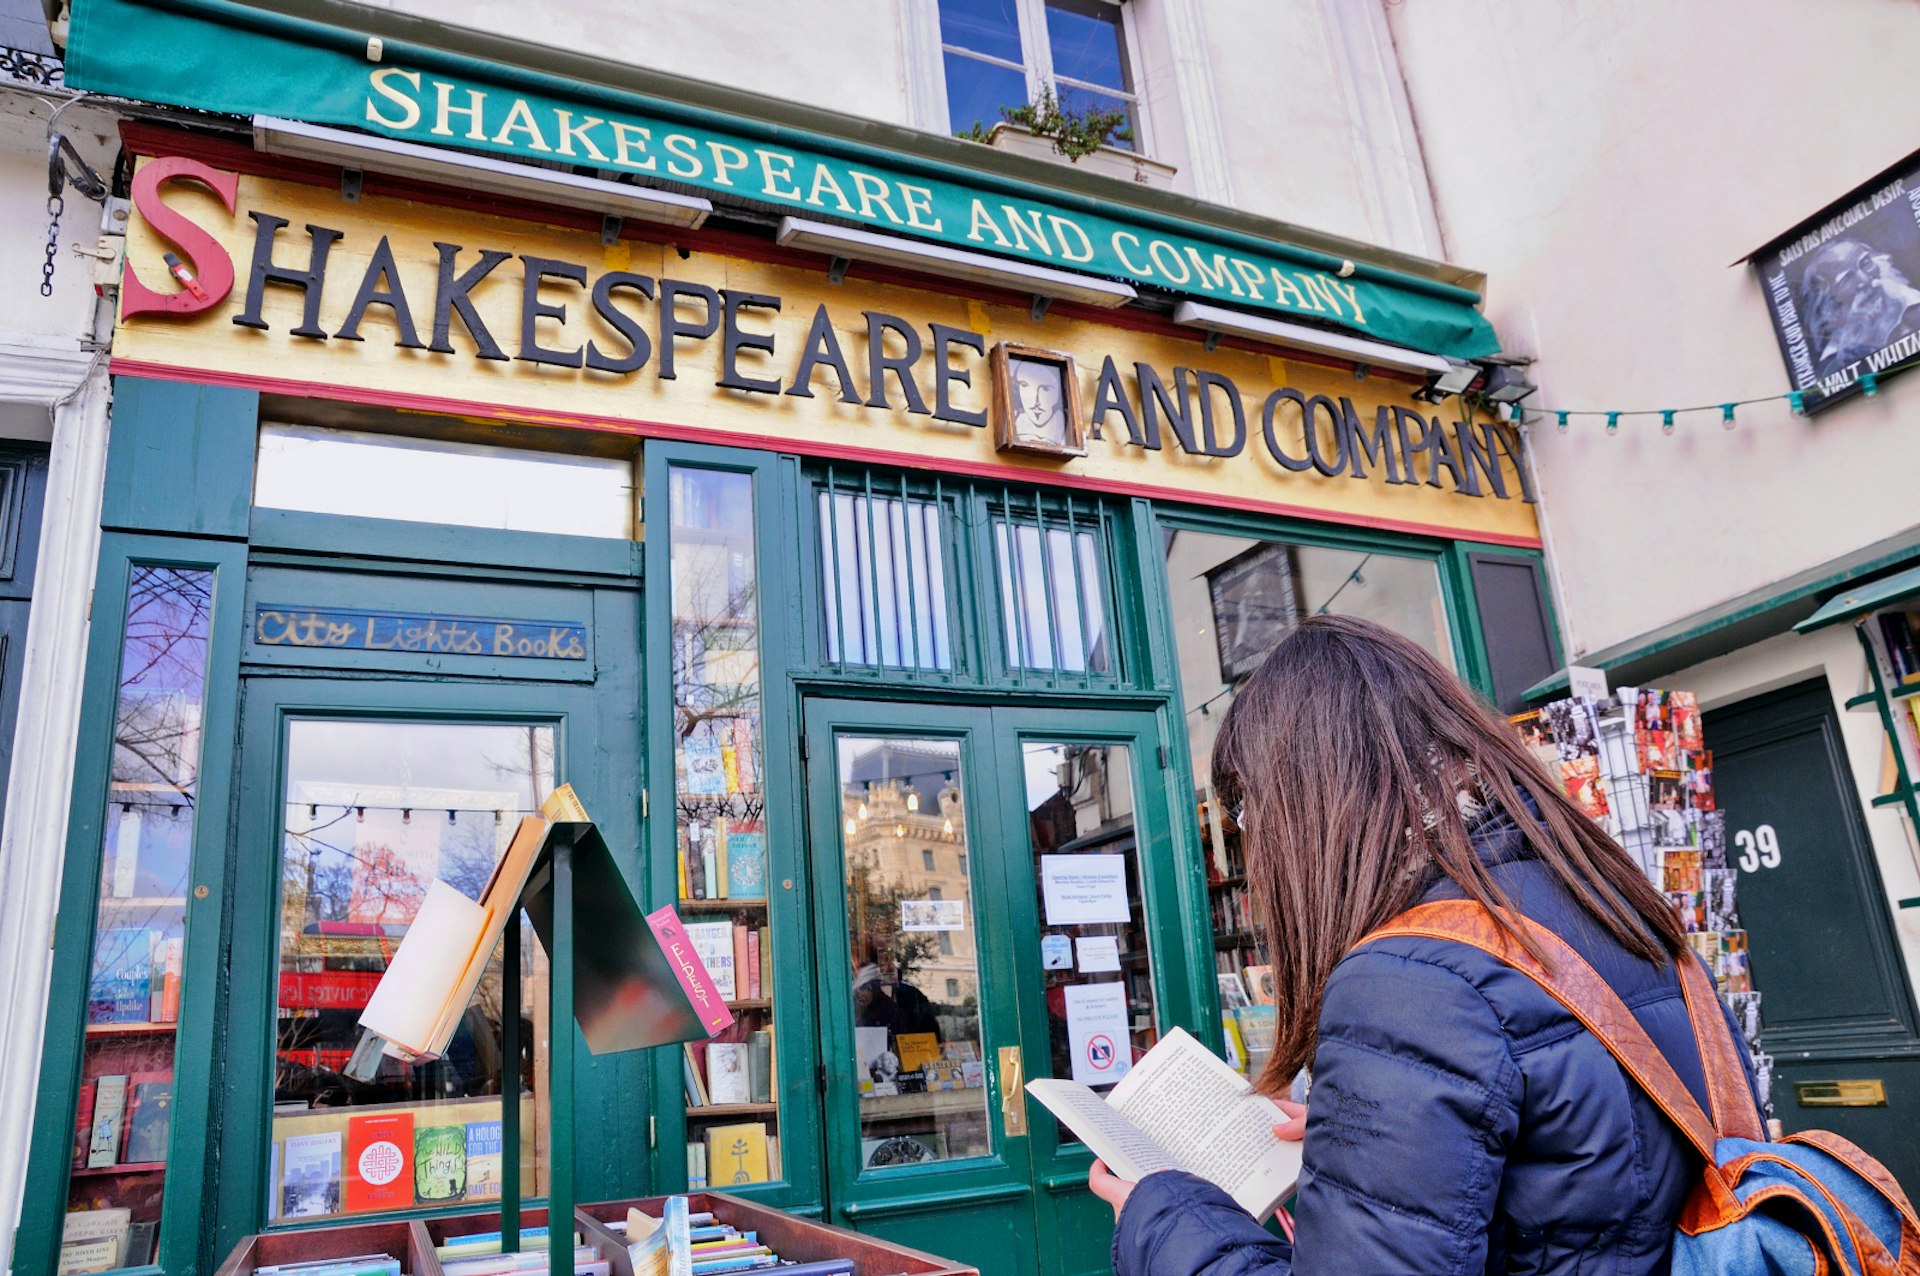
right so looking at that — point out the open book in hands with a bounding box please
[1026,1026,1304,1222]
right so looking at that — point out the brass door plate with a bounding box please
[1795,1079,1888,1107]
[999,1045,1027,1136]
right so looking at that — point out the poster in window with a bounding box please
[1754,155,1920,412]
[1205,542,1303,683]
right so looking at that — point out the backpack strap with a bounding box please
[1674,944,1767,1143]
[1356,900,1728,1160]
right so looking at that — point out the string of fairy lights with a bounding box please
[1490,352,1917,433]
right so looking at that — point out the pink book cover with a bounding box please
[647,905,735,1039]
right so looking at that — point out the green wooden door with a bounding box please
[802,698,1181,1276]
[210,669,646,1258]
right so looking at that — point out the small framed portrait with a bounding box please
[991,342,1085,458]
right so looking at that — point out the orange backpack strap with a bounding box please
[1357,899,1721,1160]
[1675,949,1766,1142]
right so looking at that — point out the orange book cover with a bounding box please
[345,1111,414,1213]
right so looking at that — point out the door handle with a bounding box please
[999,1045,1027,1137]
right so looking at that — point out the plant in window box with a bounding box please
[959,89,1177,189]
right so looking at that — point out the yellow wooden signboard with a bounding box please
[114,161,1538,547]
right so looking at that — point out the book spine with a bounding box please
[732,925,750,1000]
[687,1142,707,1190]
[88,1076,127,1167]
[747,1030,771,1104]
[745,929,761,1001]
[702,843,717,903]
[647,906,734,1035]
[688,831,707,899]
[160,938,182,1023]
[72,1081,95,1169]
[148,932,165,1022]
[715,818,729,901]
[758,926,771,998]
[1880,613,1920,681]
[678,847,689,900]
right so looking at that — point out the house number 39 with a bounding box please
[1734,824,1782,872]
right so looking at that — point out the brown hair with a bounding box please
[1211,615,1685,1093]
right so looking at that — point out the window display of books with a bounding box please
[1514,687,1772,1116]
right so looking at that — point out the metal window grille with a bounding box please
[992,489,1111,679]
[818,468,954,672]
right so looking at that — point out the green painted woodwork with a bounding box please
[101,378,259,539]
[1800,562,1920,632]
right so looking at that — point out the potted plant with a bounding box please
[960,89,1177,189]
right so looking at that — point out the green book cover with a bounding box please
[413,1123,466,1204]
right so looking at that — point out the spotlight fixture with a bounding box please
[1478,363,1537,405]
[1412,361,1481,404]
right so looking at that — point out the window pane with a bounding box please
[254,424,635,539]
[938,0,1023,62]
[995,519,1109,675]
[818,489,952,671]
[271,721,555,1223]
[943,51,1030,136]
[68,567,213,1270]
[1054,82,1136,152]
[1023,741,1157,1140]
[672,468,782,1185]
[1166,529,1454,1066]
[1045,0,1128,92]
[840,737,990,1167]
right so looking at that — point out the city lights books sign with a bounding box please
[1755,151,1920,412]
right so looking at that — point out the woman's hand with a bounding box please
[1273,1097,1306,1141]
[1088,1159,1135,1219]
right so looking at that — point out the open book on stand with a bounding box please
[1026,1026,1303,1222]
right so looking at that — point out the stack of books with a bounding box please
[620,1198,855,1276]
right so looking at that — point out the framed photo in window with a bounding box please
[1205,541,1303,683]
[991,343,1085,459]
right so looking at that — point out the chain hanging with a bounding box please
[40,192,62,298]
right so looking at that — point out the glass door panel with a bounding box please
[269,719,554,1223]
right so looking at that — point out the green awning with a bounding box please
[1523,523,1920,702]
[65,0,1500,361]
[1795,562,1920,633]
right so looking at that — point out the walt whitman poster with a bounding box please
[1756,157,1920,411]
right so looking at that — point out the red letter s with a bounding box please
[121,156,239,319]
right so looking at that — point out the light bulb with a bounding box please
[1605,412,1620,435]
[1720,404,1736,430]
[1660,410,1675,436]
[858,802,868,819]
[907,792,919,812]
[845,818,857,837]
[894,823,905,838]
[1556,411,1570,433]
[944,818,954,835]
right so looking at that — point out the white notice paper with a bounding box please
[1064,982,1131,1086]
[1040,855,1131,926]
[1076,935,1122,973]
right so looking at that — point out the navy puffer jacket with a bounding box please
[1113,800,1760,1276]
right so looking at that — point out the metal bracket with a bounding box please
[1352,362,1372,381]
[601,214,623,247]
[827,255,850,285]
[1029,294,1051,321]
[340,168,363,203]
[1202,331,1223,352]
[47,131,107,202]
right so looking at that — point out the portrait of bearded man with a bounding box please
[1800,236,1920,378]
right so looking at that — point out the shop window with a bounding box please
[65,565,213,1270]
[938,0,1140,151]
[271,720,555,1225]
[1165,529,1453,982]
[817,477,953,672]
[670,467,781,1174]
[253,424,636,539]
[993,499,1111,677]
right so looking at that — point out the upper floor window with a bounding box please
[938,0,1139,151]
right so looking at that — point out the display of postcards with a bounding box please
[1637,687,1668,730]
[1636,728,1677,772]
[1606,773,1650,835]
[1216,971,1250,1010]
[1703,869,1739,932]
[1728,991,1764,1054]
[1560,757,1608,819]
[1752,1051,1776,1117]
[1671,692,1703,750]
[1685,930,1722,967]
[1545,698,1599,760]
[1595,706,1640,784]
[1662,850,1703,893]
[1512,709,1553,758]
[1648,769,1685,811]
[1698,811,1728,869]
[1686,764,1715,811]
[1667,891,1705,932]
[1719,930,1752,993]
[1650,805,1692,849]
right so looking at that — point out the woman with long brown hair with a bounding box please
[1089,615,1758,1276]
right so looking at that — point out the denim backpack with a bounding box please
[1364,901,1920,1275]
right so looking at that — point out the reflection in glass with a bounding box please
[818,490,952,671]
[995,520,1108,675]
[1022,742,1156,1142]
[1046,0,1137,150]
[67,567,213,1269]
[838,737,990,1169]
[271,721,554,1223]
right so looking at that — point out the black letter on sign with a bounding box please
[1136,364,1198,453]
[1424,414,1465,491]
[233,212,341,339]
[657,279,720,381]
[786,304,861,403]
[1194,370,1246,457]
[1259,388,1313,472]
[518,255,587,368]
[1303,394,1349,477]
[586,272,654,375]
[1483,421,1536,502]
[1392,406,1428,483]
[863,311,929,414]
[719,290,782,394]
[1340,399,1403,484]
[429,242,512,361]
[335,235,423,348]
[1450,419,1500,498]
[1089,356,1141,445]
[929,323,986,426]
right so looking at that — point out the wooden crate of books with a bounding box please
[424,1204,634,1276]
[581,1193,978,1276]
[212,1218,433,1275]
